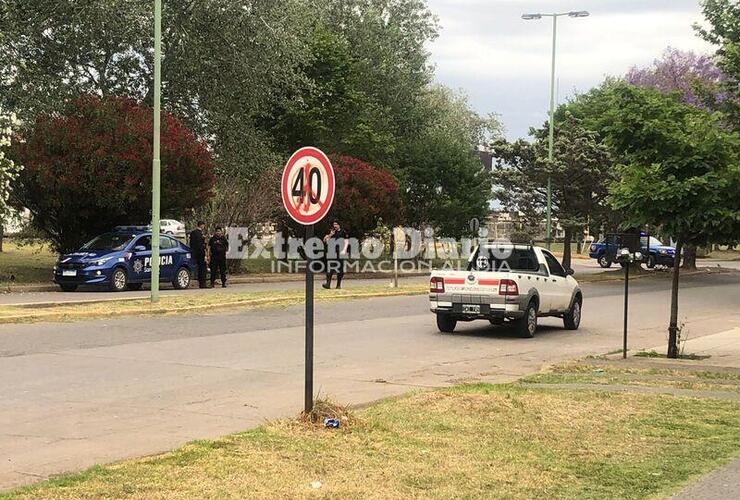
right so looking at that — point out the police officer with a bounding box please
[208,226,229,288]
[189,221,209,288]
[322,220,348,289]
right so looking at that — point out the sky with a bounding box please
[425,0,715,139]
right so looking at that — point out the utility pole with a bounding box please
[151,0,162,303]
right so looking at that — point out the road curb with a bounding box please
[2,271,429,295]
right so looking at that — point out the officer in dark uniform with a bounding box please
[189,221,209,288]
[208,226,229,288]
[322,220,348,289]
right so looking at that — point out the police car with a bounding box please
[53,226,195,292]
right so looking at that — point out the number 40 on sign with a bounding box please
[281,147,335,226]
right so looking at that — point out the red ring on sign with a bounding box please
[281,147,335,225]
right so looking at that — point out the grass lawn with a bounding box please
[0,241,57,284]
[522,360,740,394]
[0,283,428,324]
[4,362,740,499]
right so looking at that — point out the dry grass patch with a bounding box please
[5,383,740,499]
[0,284,427,324]
[523,361,740,394]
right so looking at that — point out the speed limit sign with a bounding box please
[281,147,335,225]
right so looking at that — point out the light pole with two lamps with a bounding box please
[521,10,589,249]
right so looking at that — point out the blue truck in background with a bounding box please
[589,233,677,268]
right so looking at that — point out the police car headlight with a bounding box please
[93,258,111,266]
[659,249,668,254]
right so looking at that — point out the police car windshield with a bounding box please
[81,233,135,251]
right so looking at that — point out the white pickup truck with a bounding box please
[429,244,582,337]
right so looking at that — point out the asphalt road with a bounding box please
[0,272,739,489]
[4,259,738,307]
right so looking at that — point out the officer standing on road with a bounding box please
[322,220,349,289]
[189,221,209,288]
[208,226,229,288]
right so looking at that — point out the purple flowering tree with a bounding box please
[626,47,725,109]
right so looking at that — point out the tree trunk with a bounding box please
[667,239,684,359]
[561,227,573,271]
[0,224,4,252]
[681,243,697,270]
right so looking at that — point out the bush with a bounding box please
[11,96,216,252]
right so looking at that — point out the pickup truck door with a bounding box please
[541,250,572,312]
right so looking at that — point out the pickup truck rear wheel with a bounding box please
[598,255,612,268]
[516,301,537,338]
[646,255,656,269]
[436,313,457,333]
[563,297,582,330]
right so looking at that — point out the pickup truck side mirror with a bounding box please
[134,245,146,252]
[567,268,575,276]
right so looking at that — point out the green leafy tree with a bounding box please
[602,83,739,358]
[398,87,496,238]
[10,96,216,253]
[695,0,740,129]
[0,0,310,181]
[0,107,23,251]
[628,47,732,268]
[492,114,615,270]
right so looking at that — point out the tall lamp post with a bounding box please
[151,0,162,303]
[522,10,589,250]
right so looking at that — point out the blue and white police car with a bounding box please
[53,226,195,292]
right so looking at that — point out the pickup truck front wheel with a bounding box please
[436,313,457,333]
[516,301,538,338]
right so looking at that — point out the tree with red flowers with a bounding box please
[10,96,216,253]
[326,155,403,239]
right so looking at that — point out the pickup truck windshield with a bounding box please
[468,247,540,272]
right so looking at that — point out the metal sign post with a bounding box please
[304,224,315,413]
[281,147,335,414]
[623,258,629,359]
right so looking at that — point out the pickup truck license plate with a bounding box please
[62,270,77,277]
[462,304,480,314]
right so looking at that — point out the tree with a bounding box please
[397,86,497,238]
[491,114,615,270]
[603,83,739,358]
[266,0,440,169]
[326,155,403,239]
[10,95,216,253]
[0,107,23,252]
[626,47,726,110]
[695,0,740,129]
[0,0,311,188]
[627,47,730,268]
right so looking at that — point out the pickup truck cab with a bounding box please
[429,244,582,338]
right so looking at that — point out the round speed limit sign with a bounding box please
[281,147,335,225]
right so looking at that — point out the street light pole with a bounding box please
[546,14,557,250]
[522,10,589,250]
[151,0,162,303]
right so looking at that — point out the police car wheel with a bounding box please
[173,267,191,290]
[110,268,127,292]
